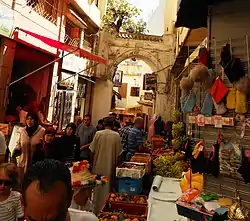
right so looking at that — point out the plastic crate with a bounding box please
[130,153,152,174]
[117,177,143,195]
[99,212,147,221]
[107,192,147,205]
[102,202,147,216]
[151,137,165,150]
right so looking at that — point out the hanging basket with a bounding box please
[189,64,209,82]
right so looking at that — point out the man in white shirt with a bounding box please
[22,159,98,221]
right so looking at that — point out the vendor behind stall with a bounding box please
[125,117,144,161]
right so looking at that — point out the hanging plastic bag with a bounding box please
[211,77,229,104]
[201,93,214,116]
[235,90,248,114]
[182,92,196,113]
[212,98,227,115]
[226,88,236,109]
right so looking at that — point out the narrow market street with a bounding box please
[0,0,250,220]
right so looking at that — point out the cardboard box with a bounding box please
[116,162,146,179]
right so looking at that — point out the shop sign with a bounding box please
[113,70,123,87]
[62,54,86,73]
[197,115,205,127]
[144,92,153,101]
[58,72,75,90]
[123,72,142,77]
[143,73,157,91]
[0,0,14,37]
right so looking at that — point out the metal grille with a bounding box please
[64,19,81,47]
[189,35,250,208]
[26,0,58,24]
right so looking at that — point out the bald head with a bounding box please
[134,117,144,129]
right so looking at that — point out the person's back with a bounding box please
[154,116,165,136]
[91,129,121,176]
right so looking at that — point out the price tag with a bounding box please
[130,187,135,192]
[199,145,204,151]
[214,115,223,128]
[197,115,205,127]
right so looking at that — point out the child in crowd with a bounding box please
[0,163,24,221]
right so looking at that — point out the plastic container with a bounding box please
[117,177,143,195]
[116,162,146,179]
[101,202,147,216]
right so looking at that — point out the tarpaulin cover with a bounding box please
[18,28,108,65]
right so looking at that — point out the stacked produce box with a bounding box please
[116,162,146,195]
[130,153,151,174]
[99,193,148,221]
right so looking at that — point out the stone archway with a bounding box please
[92,31,177,123]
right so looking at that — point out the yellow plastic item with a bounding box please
[180,169,204,193]
[226,88,236,109]
[235,90,248,114]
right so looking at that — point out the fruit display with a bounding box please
[172,110,181,123]
[171,110,185,152]
[99,213,146,221]
[153,154,188,178]
[108,193,147,205]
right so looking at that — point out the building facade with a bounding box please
[0,0,108,126]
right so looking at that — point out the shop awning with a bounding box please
[175,0,231,29]
[17,28,108,65]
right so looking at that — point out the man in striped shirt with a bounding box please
[125,117,144,161]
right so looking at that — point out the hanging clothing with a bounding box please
[148,115,156,142]
[90,129,122,214]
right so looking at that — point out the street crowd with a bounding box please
[0,111,164,221]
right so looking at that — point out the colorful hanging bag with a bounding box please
[211,77,229,104]
[235,90,248,114]
[182,92,196,113]
[226,88,236,109]
[201,93,214,116]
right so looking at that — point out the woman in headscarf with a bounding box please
[15,112,45,181]
[57,123,80,163]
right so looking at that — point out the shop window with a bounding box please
[65,19,81,47]
[130,87,140,97]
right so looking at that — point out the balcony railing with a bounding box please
[64,33,81,47]
[26,0,58,24]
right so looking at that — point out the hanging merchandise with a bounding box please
[235,76,250,95]
[238,148,250,183]
[226,88,236,109]
[219,43,245,83]
[228,191,248,221]
[204,75,215,90]
[180,76,194,92]
[219,141,242,178]
[182,92,196,113]
[207,142,220,178]
[198,47,213,68]
[212,98,227,115]
[189,64,209,82]
[201,93,214,116]
[235,90,248,114]
[191,139,207,174]
[211,77,229,104]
